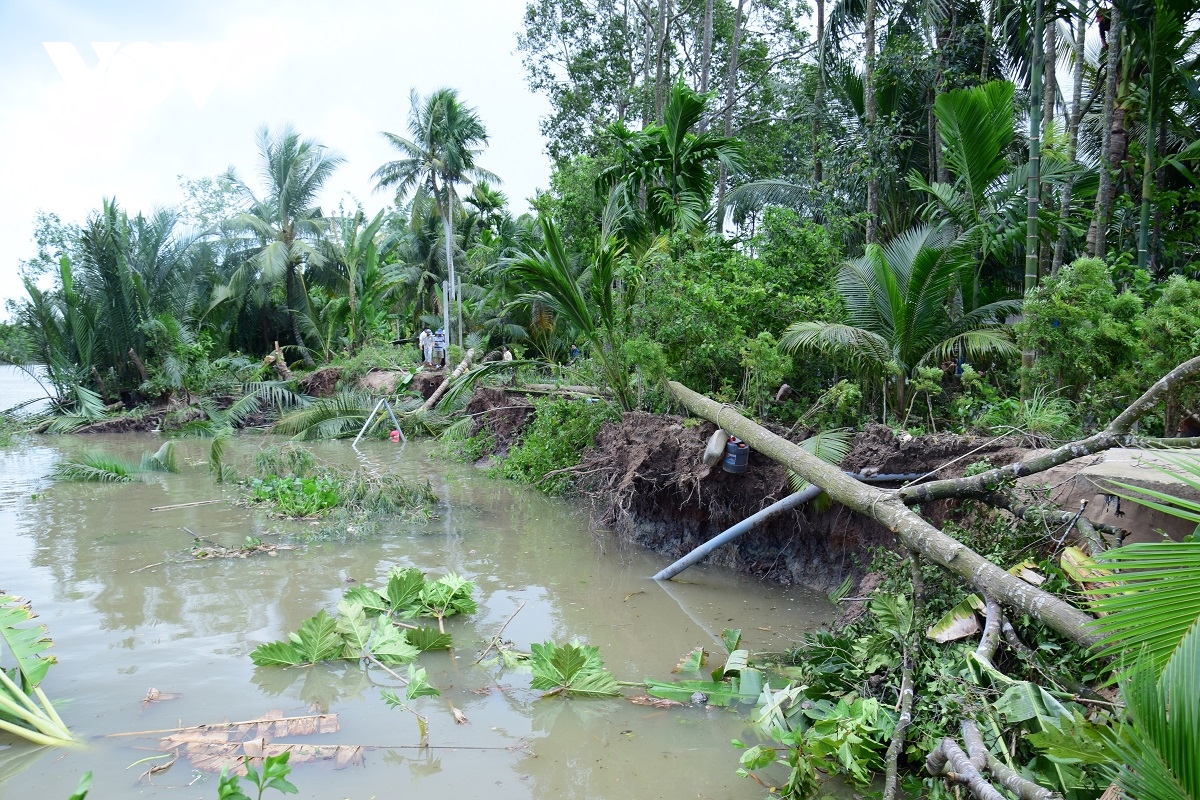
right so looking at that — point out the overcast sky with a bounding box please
[0,0,552,314]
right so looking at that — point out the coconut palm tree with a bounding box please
[225,125,344,367]
[373,88,499,346]
[779,224,1020,414]
[597,80,745,238]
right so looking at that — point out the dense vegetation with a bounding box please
[4,2,1200,799]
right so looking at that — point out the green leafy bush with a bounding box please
[500,397,619,495]
[249,474,340,516]
[1017,258,1144,422]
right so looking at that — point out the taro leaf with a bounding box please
[406,626,452,652]
[369,617,419,665]
[384,568,425,614]
[342,585,388,615]
[529,641,621,698]
[722,628,742,654]
[404,664,440,700]
[0,594,56,687]
[290,610,345,665]
[712,649,750,682]
[926,594,985,642]
[673,646,706,673]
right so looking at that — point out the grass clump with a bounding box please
[499,397,618,495]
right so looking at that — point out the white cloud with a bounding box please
[0,0,551,315]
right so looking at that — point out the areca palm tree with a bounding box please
[225,125,344,367]
[373,88,499,345]
[780,224,1020,414]
[598,80,745,237]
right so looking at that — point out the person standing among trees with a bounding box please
[433,328,447,368]
[419,327,433,365]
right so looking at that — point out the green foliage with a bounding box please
[1105,623,1200,800]
[66,773,91,800]
[598,81,745,236]
[217,752,298,800]
[249,474,340,517]
[435,417,495,462]
[1142,276,1200,433]
[781,225,1019,414]
[249,567,474,669]
[0,594,74,746]
[740,332,791,417]
[632,221,840,399]
[500,397,619,495]
[1018,258,1145,420]
[980,386,1078,444]
[245,446,435,519]
[528,641,621,698]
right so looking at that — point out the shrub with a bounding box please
[500,397,619,495]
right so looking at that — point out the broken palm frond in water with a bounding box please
[51,441,179,483]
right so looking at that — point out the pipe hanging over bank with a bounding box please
[652,471,923,581]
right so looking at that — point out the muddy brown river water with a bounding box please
[0,369,836,800]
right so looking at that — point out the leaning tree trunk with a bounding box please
[667,381,1101,647]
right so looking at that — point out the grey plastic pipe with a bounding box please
[651,472,922,581]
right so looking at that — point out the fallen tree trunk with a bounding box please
[421,349,475,412]
[667,381,1102,648]
[899,355,1200,504]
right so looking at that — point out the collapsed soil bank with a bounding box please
[468,389,1028,592]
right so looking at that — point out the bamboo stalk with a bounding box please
[150,500,224,512]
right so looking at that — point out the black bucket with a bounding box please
[723,436,749,473]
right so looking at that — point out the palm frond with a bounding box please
[140,441,179,473]
[52,451,143,483]
[1086,542,1200,679]
[270,390,381,440]
[787,430,857,493]
[1106,620,1200,800]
